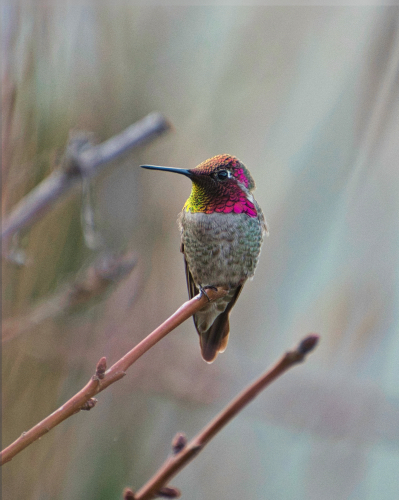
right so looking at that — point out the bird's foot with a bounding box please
[199,285,218,302]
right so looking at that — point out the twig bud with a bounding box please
[157,486,181,498]
[123,487,135,500]
[297,334,320,354]
[95,357,107,379]
[80,398,98,411]
[171,432,187,454]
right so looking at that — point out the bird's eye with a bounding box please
[217,170,229,180]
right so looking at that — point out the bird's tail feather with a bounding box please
[197,285,243,363]
[200,312,230,363]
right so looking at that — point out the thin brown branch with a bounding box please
[0,287,228,466]
[132,334,320,500]
[2,252,137,343]
[1,112,171,241]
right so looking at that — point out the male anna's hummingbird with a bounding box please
[141,154,267,363]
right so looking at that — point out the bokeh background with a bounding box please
[2,4,399,500]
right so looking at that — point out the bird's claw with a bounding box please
[199,285,218,302]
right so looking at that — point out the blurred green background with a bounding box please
[2,4,399,499]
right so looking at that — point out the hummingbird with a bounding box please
[141,154,267,363]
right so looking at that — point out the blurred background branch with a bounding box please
[2,252,137,343]
[1,112,171,243]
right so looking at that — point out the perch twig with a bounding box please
[0,287,228,465]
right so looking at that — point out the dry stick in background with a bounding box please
[0,287,228,466]
[2,252,137,343]
[1,112,171,242]
[127,334,319,500]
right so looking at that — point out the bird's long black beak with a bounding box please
[140,165,193,178]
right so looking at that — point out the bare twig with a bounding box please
[2,252,137,343]
[132,334,320,500]
[0,287,228,465]
[1,112,171,241]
